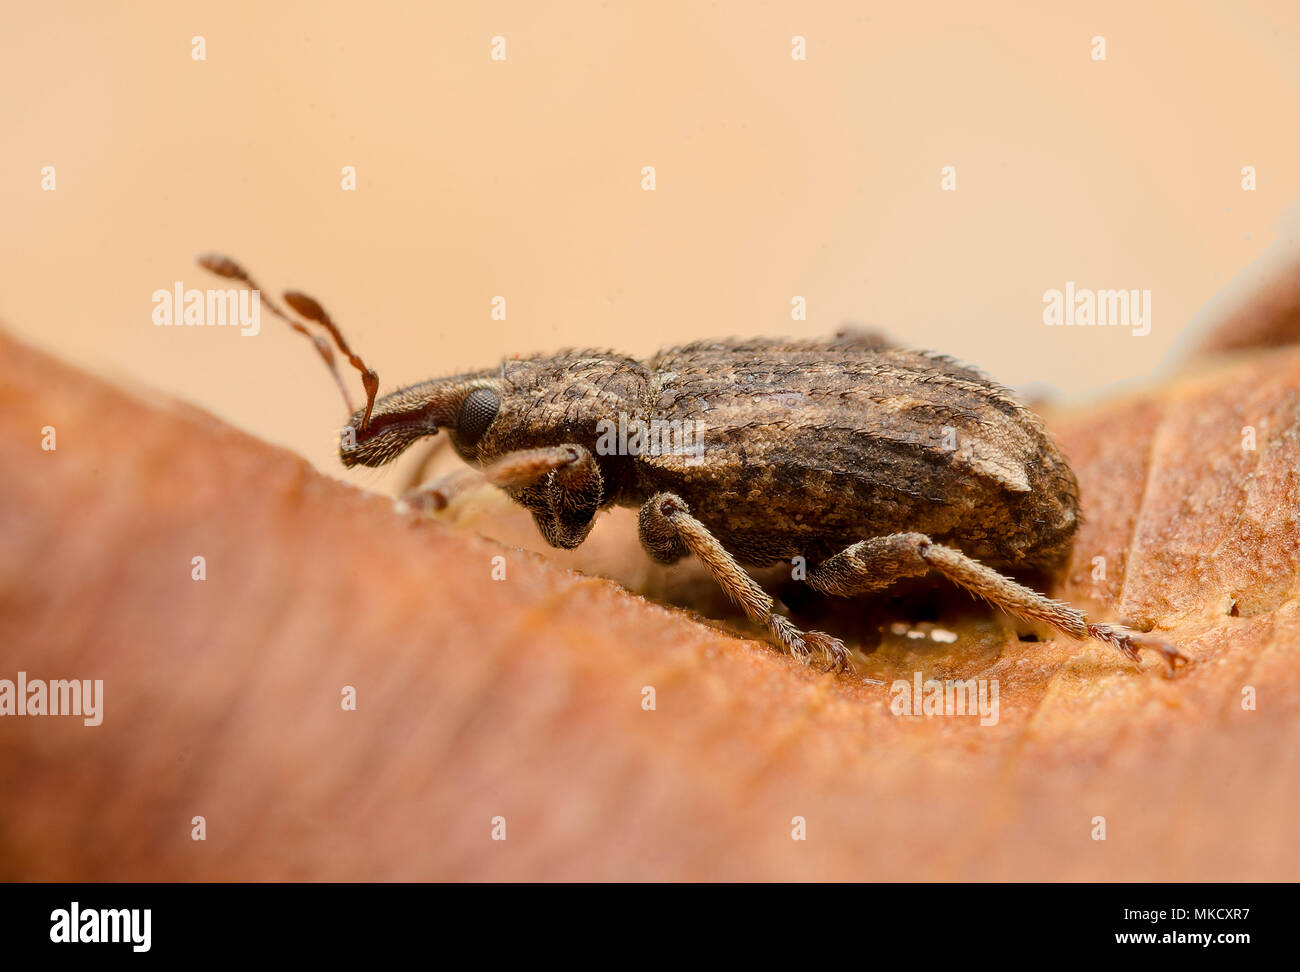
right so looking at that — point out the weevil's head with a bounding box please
[339,351,649,469]
[339,369,501,468]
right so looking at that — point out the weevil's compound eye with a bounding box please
[457,388,500,447]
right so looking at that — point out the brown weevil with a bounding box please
[199,254,1188,675]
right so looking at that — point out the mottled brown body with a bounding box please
[351,337,1079,573]
[196,253,1184,675]
[632,340,1080,571]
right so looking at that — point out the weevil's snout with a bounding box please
[339,416,436,468]
[337,376,507,468]
[338,380,464,468]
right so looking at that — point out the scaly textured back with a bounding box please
[637,339,1080,569]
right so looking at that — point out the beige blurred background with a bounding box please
[3,0,1299,487]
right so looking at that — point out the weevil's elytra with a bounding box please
[199,254,1189,675]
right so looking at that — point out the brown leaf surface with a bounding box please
[0,329,1297,881]
[1189,207,1300,355]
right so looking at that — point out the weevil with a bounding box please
[199,254,1187,674]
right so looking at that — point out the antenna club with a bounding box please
[196,252,379,426]
[284,291,328,324]
[196,253,247,282]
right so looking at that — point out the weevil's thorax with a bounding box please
[471,351,651,487]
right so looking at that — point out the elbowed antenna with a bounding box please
[282,290,380,432]
[195,253,379,430]
[337,376,468,468]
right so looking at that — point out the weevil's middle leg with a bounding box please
[638,492,851,672]
[806,533,1187,669]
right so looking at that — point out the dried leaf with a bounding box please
[0,328,1296,880]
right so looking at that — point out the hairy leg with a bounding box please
[398,467,487,514]
[807,532,1187,669]
[638,492,851,672]
[484,445,605,549]
[399,436,451,496]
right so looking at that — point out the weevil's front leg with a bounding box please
[399,436,451,496]
[807,533,1187,670]
[485,445,604,549]
[399,467,486,514]
[638,493,851,672]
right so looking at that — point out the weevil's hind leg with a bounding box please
[806,533,1187,670]
[638,493,851,673]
